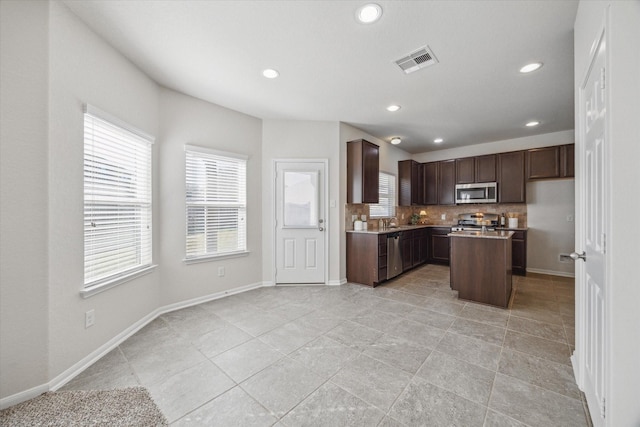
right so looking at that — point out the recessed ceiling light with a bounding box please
[434,138,444,144]
[262,68,279,79]
[390,137,401,145]
[386,105,401,112]
[526,121,540,127]
[356,3,382,24]
[519,62,543,73]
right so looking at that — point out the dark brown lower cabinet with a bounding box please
[346,233,387,287]
[428,227,451,265]
[347,229,430,287]
[510,230,527,275]
[401,229,429,271]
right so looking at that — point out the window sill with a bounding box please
[183,251,250,265]
[80,265,157,298]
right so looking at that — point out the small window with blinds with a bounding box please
[185,145,247,261]
[83,106,154,290]
[369,172,396,218]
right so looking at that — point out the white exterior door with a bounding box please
[576,26,607,426]
[275,161,326,284]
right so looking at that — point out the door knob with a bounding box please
[570,251,586,262]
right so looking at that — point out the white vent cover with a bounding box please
[395,46,438,74]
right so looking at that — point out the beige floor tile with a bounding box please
[64,264,589,426]
[503,330,572,365]
[489,374,587,426]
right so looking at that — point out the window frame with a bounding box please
[369,171,396,218]
[82,105,155,297]
[183,144,249,264]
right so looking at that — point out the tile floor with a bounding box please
[62,265,591,426]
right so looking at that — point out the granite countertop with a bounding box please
[346,224,454,235]
[448,230,515,240]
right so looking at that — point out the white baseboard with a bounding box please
[327,278,347,286]
[0,383,49,410]
[526,268,575,278]
[1,281,268,409]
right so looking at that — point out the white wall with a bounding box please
[47,1,161,381]
[526,180,575,276]
[574,1,640,425]
[412,130,575,162]
[158,88,262,304]
[261,120,341,284]
[0,0,50,400]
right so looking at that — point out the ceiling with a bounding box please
[63,0,578,154]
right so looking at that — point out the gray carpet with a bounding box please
[0,387,168,426]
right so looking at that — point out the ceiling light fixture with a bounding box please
[386,105,401,112]
[262,68,279,79]
[356,3,382,24]
[390,137,402,145]
[519,62,543,73]
[526,121,540,127]
[433,138,443,144]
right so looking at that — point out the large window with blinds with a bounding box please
[83,106,153,290]
[185,145,247,261]
[369,172,396,218]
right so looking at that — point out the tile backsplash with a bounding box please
[346,203,527,230]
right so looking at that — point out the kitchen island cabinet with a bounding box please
[449,230,513,308]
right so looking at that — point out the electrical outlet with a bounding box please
[85,309,95,328]
[218,267,225,277]
[351,215,357,223]
[441,214,446,220]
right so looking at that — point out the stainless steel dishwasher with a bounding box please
[387,232,403,280]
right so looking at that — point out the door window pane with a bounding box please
[283,171,318,227]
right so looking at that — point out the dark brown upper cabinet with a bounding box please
[347,139,379,204]
[498,151,526,203]
[527,144,575,180]
[456,155,496,184]
[561,144,575,178]
[527,146,561,179]
[438,160,456,205]
[475,154,497,183]
[398,160,423,206]
[422,162,439,205]
[455,157,475,184]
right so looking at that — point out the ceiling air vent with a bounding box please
[395,46,438,74]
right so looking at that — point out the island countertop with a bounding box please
[448,230,514,240]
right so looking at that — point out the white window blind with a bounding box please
[369,172,396,218]
[185,145,247,260]
[83,106,153,288]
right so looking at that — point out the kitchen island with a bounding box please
[448,230,514,308]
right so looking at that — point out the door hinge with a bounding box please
[601,397,606,419]
[603,233,606,254]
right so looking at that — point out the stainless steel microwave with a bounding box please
[455,182,497,204]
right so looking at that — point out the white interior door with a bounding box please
[577,27,607,426]
[275,161,326,284]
